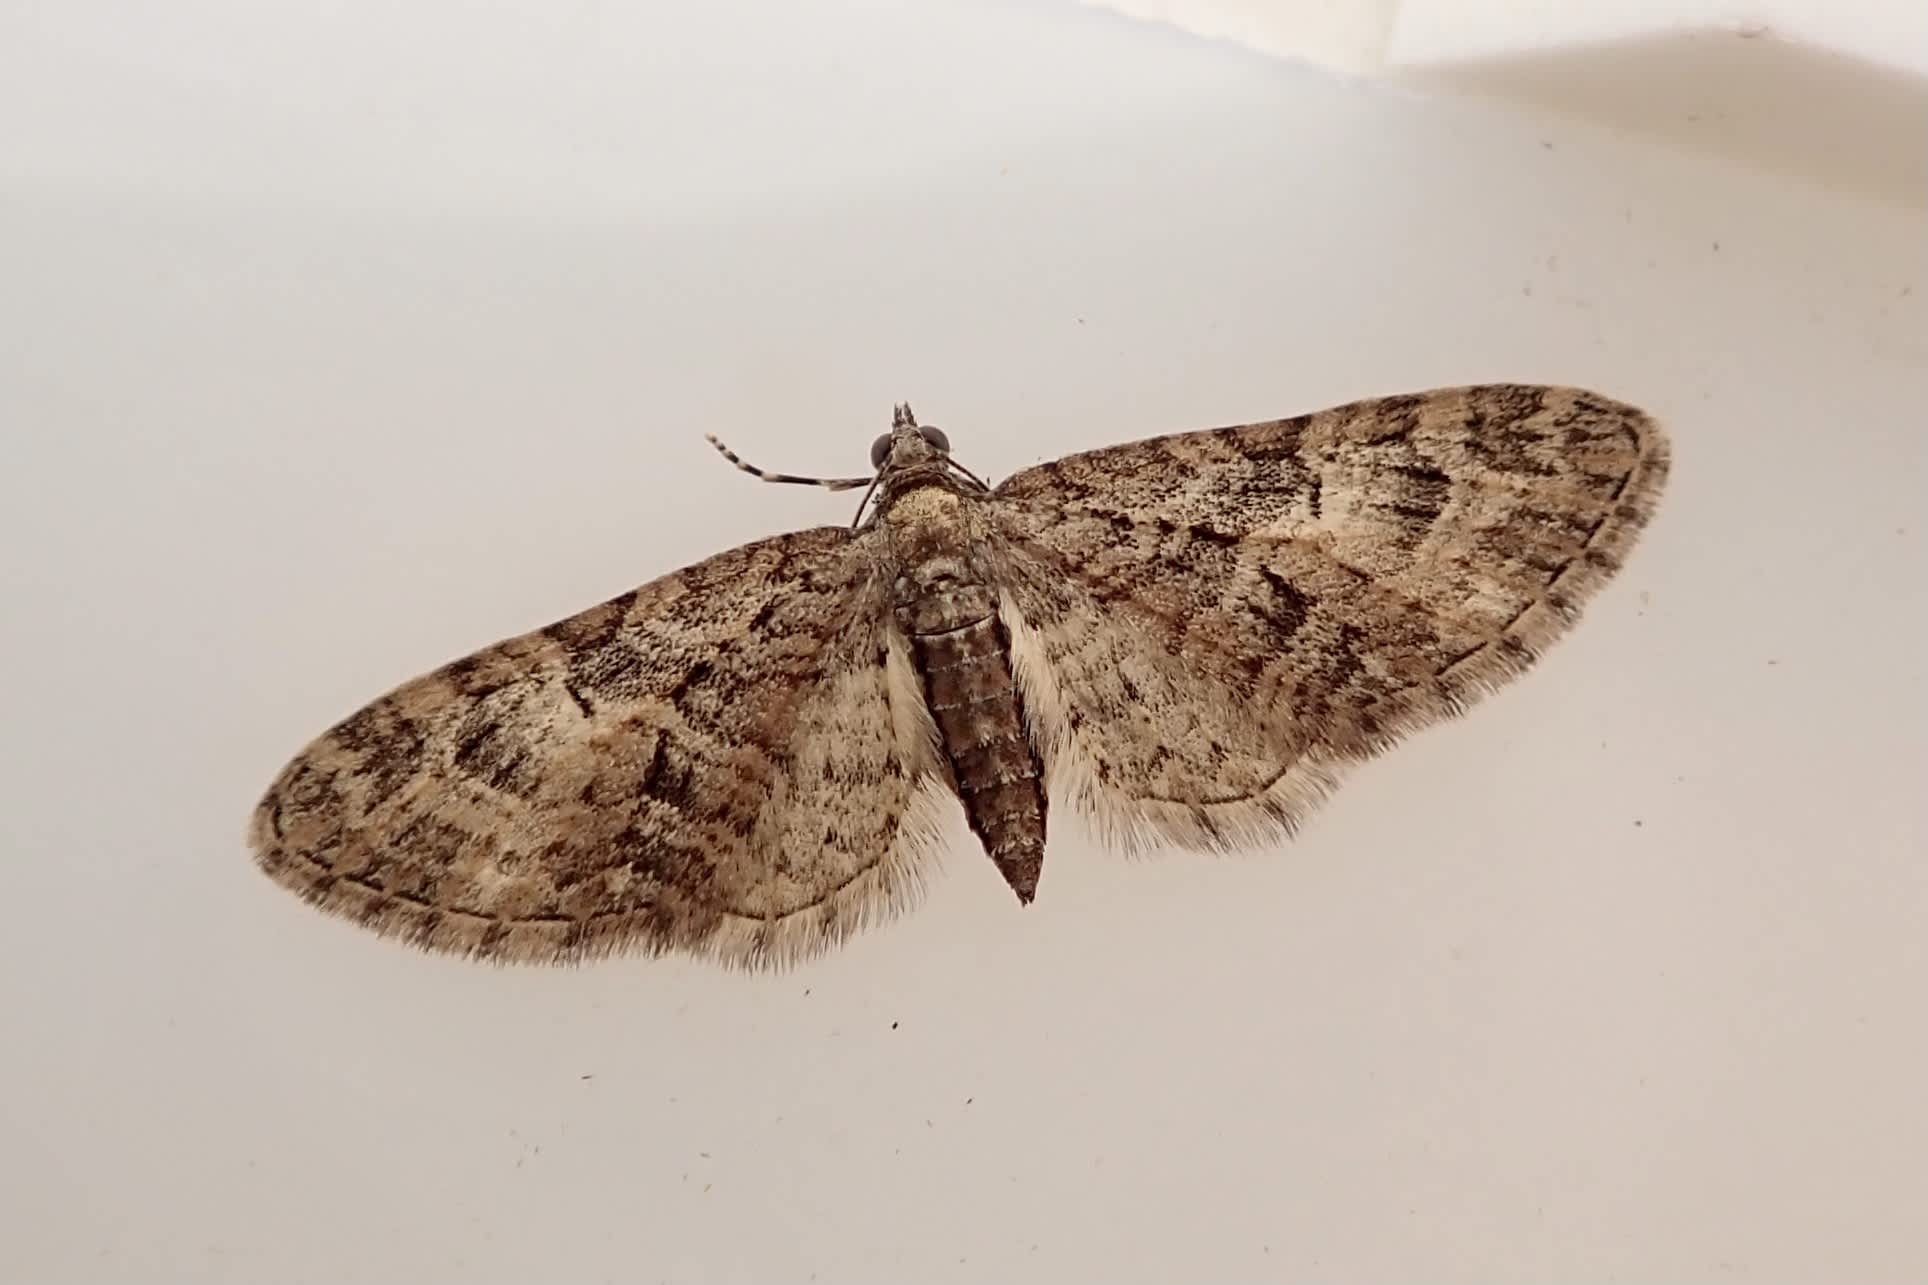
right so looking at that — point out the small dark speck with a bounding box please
[965,1097,974,1105]
[1766,658,1780,666]
[1540,139,1554,149]
[1633,819,1644,828]
[699,1151,711,1159]
[580,1074,594,1081]
[890,1020,899,1030]
[1712,240,1721,251]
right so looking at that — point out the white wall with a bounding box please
[1081,0,1928,205]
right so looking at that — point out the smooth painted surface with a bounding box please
[1082,0,1928,205]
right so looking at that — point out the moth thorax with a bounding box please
[905,555,973,592]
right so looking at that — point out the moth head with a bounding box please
[702,403,982,531]
[870,402,951,470]
[869,423,951,470]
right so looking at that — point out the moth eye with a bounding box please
[919,425,950,452]
[869,434,893,469]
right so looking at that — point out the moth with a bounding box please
[250,385,1668,968]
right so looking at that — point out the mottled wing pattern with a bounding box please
[250,527,944,968]
[989,384,1669,851]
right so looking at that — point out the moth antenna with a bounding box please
[848,471,886,528]
[947,458,991,492]
[704,434,873,492]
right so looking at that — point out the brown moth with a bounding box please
[250,385,1669,968]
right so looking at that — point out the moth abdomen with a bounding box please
[900,586,1048,903]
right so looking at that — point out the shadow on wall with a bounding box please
[1394,28,1928,209]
